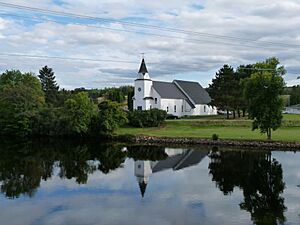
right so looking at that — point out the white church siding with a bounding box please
[152,88,161,109]
[183,104,217,116]
[161,98,185,117]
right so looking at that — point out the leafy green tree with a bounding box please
[208,65,237,119]
[32,106,62,136]
[106,88,125,103]
[90,100,127,135]
[0,70,45,136]
[235,64,254,117]
[38,66,59,105]
[243,58,285,140]
[61,92,97,136]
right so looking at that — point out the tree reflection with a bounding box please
[209,149,286,225]
[95,144,127,174]
[127,146,168,161]
[0,140,167,199]
[58,145,95,184]
[0,140,127,198]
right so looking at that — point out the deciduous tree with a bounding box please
[243,58,285,140]
[0,70,45,136]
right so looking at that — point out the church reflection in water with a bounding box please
[133,148,208,197]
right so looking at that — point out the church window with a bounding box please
[137,106,142,110]
[167,106,169,112]
[182,105,184,112]
[174,105,177,112]
[204,105,207,112]
[150,105,152,109]
[155,98,157,104]
[138,87,141,92]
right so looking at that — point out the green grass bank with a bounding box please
[117,114,300,142]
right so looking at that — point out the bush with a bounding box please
[212,133,219,140]
[128,109,167,128]
[89,100,128,136]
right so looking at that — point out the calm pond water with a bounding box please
[0,140,300,225]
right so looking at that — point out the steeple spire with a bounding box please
[138,58,148,75]
[138,181,147,198]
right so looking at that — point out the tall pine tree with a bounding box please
[38,66,59,105]
[208,65,237,119]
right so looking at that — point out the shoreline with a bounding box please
[114,135,300,150]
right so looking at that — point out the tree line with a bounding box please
[0,66,165,137]
[0,66,129,137]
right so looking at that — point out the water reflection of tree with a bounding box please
[209,150,286,225]
[59,145,95,184]
[0,140,127,198]
[127,146,168,161]
[0,142,57,198]
[0,141,180,199]
[94,144,127,174]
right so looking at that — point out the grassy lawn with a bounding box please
[117,114,300,142]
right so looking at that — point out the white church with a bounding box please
[133,58,217,117]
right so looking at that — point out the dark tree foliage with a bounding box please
[90,100,128,136]
[209,150,286,225]
[0,70,45,136]
[38,66,59,105]
[208,65,238,119]
[289,85,300,105]
[127,89,134,111]
[127,146,168,161]
[128,109,167,128]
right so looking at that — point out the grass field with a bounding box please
[117,114,300,142]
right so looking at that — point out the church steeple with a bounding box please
[137,57,150,80]
[138,58,148,75]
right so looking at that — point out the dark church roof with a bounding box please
[138,58,148,74]
[152,81,186,99]
[152,80,211,107]
[174,80,211,104]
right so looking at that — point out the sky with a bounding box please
[0,0,300,89]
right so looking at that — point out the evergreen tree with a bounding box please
[38,66,59,105]
[208,65,237,119]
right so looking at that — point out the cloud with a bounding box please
[1,0,300,89]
